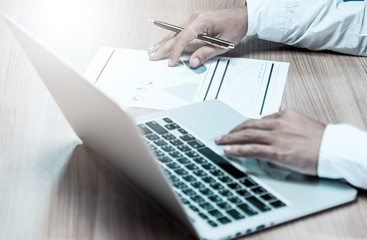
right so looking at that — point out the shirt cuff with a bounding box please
[246,0,288,42]
[318,124,367,189]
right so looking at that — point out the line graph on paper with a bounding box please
[215,58,270,118]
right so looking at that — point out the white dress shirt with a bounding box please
[247,0,367,189]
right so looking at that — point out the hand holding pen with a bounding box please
[148,7,248,68]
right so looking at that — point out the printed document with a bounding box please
[85,47,289,118]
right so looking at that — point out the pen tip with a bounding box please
[146,19,154,23]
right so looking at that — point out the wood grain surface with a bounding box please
[0,0,366,239]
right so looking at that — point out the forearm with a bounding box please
[246,0,367,56]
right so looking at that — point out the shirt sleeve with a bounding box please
[318,124,367,189]
[246,0,367,56]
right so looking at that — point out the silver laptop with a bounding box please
[5,15,357,240]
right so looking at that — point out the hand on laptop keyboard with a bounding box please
[215,108,325,176]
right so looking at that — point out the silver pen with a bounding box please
[147,19,235,50]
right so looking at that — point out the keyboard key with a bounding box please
[270,200,286,208]
[246,196,271,212]
[178,128,188,134]
[240,178,257,188]
[145,121,168,134]
[145,133,160,141]
[174,182,188,190]
[217,202,232,210]
[251,187,267,195]
[162,133,176,140]
[198,148,246,179]
[190,205,199,212]
[236,189,251,197]
[182,189,196,197]
[170,139,184,146]
[183,175,197,182]
[208,209,223,218]
[200,188,214,196]
[210,169,225,177]
[193,170,207,178]
[178,157,191,164]
[169,151,183,158]
[185,163,199,171]
[147,143,157,151]
[153,139,167,146]
[154,150,165,157]
[200,202,215,211]
[198,212,209,220]
[219,176,233,183]
[163,168,171,176]
[166,123,180,130]
[201,163,216,170]
[175,169,188,176]
[210,183,225,191]
[237,203,258,216]
[163,117,173,123]
[177,145,191,152]
[167,162,180,169]
[168,175,180,183]
[208,195,223,203]
[219,190,233,197]
[228,183,242,190]
[158,156,172,163]
[180,197,190,205]
[193,157,207,164]
[180,134,196,141]
[138,124,152,135]
[227,209,245,220]
[207,220,218,227]
[161,145,175,152]
[191,181,205,189]
[217,216,231,224]
[228,196,243,205]
[187,140,205,149]
[202,176,216,184]
[191,195,205,204]
[261,194,276,201]
[186,151,200,158]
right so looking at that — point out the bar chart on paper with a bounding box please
[85,47,289,118]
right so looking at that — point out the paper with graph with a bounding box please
[85,47,289,118]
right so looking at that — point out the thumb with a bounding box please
[189,45,227,68]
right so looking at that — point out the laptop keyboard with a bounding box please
[139,117,286,227]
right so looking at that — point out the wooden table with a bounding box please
[1,0,366,239]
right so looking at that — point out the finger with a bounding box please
[216,129,271,145]
[223,144,274,160]
[149,37,176,61]
[229,118,275,134]
[148,32,178,58]
[168,20,207,66]
[189,45,227,68]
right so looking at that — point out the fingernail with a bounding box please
[215,135,222,143]
[224,146,231,152]
[192,58,200,68]
[280,104,287,111]
[149,51,156,57]
[148,46,155,51]
[168,58,173,66]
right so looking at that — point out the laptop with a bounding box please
[5,15,357,240]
